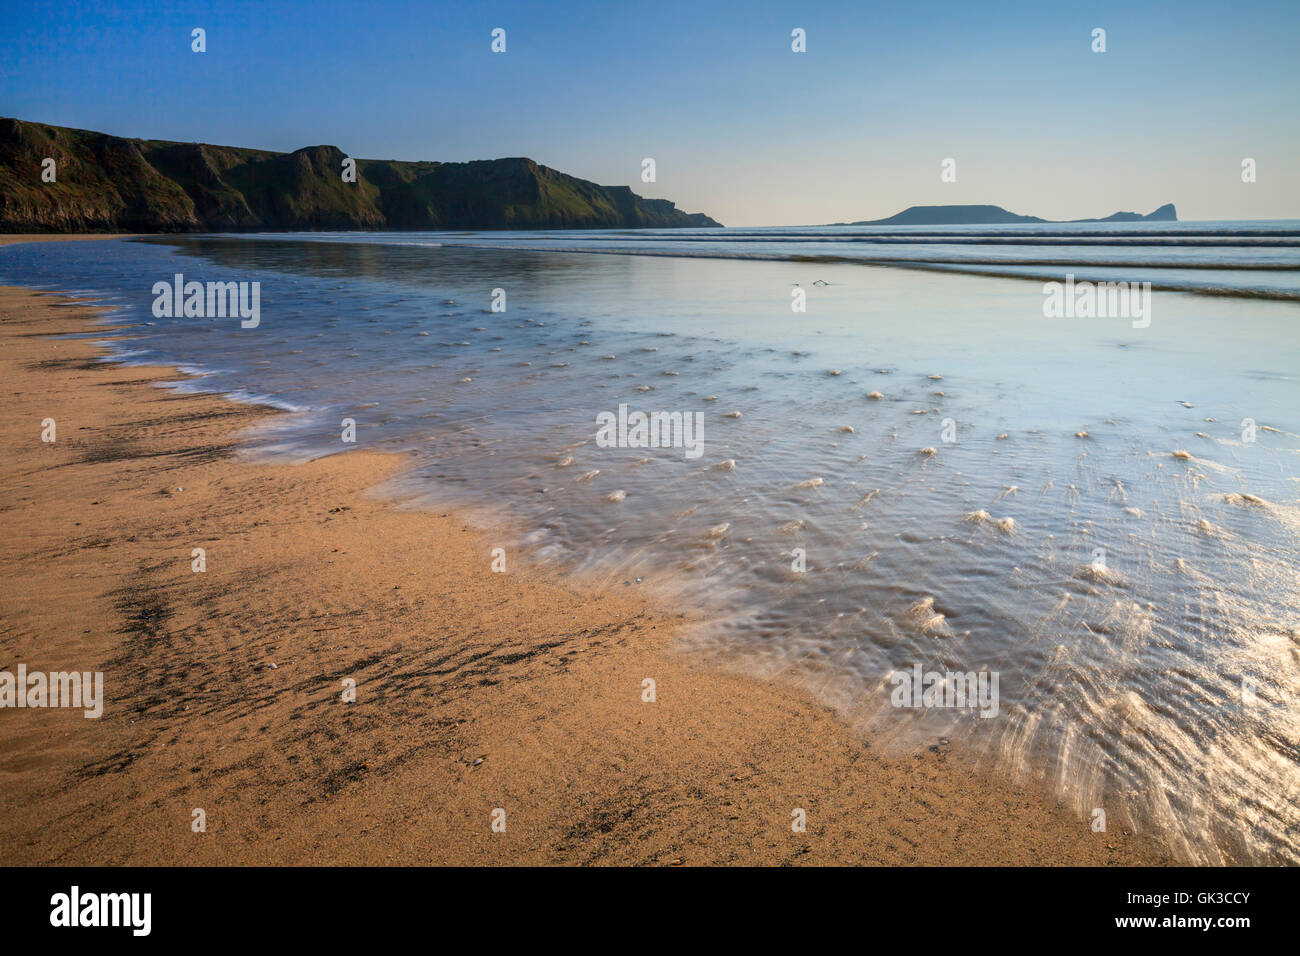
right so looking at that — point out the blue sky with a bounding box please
[2,0,1297,225]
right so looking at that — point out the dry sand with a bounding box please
[0,237,1173,865]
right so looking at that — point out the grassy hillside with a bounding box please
[0,117,721,232]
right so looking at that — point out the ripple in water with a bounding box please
[3,233,1297,863]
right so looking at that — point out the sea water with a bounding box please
[3,223,1296,863]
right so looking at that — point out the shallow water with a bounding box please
[268,220,1300,299]
[3,230,1297,863]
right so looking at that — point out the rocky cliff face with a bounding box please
[0,118,721,232]
[1096,203,1177,222]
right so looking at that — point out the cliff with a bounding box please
[0,117,721,233]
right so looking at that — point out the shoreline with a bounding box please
[0,244,1174,865]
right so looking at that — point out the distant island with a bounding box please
[838,203,1177,227]
[0,117,721,233]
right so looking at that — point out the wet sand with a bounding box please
[0,237,1173,865]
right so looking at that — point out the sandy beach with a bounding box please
[0,237,1175,865]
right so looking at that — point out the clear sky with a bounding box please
[3,0,1297,226]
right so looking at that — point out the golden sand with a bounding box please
[0,239,1171,865]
